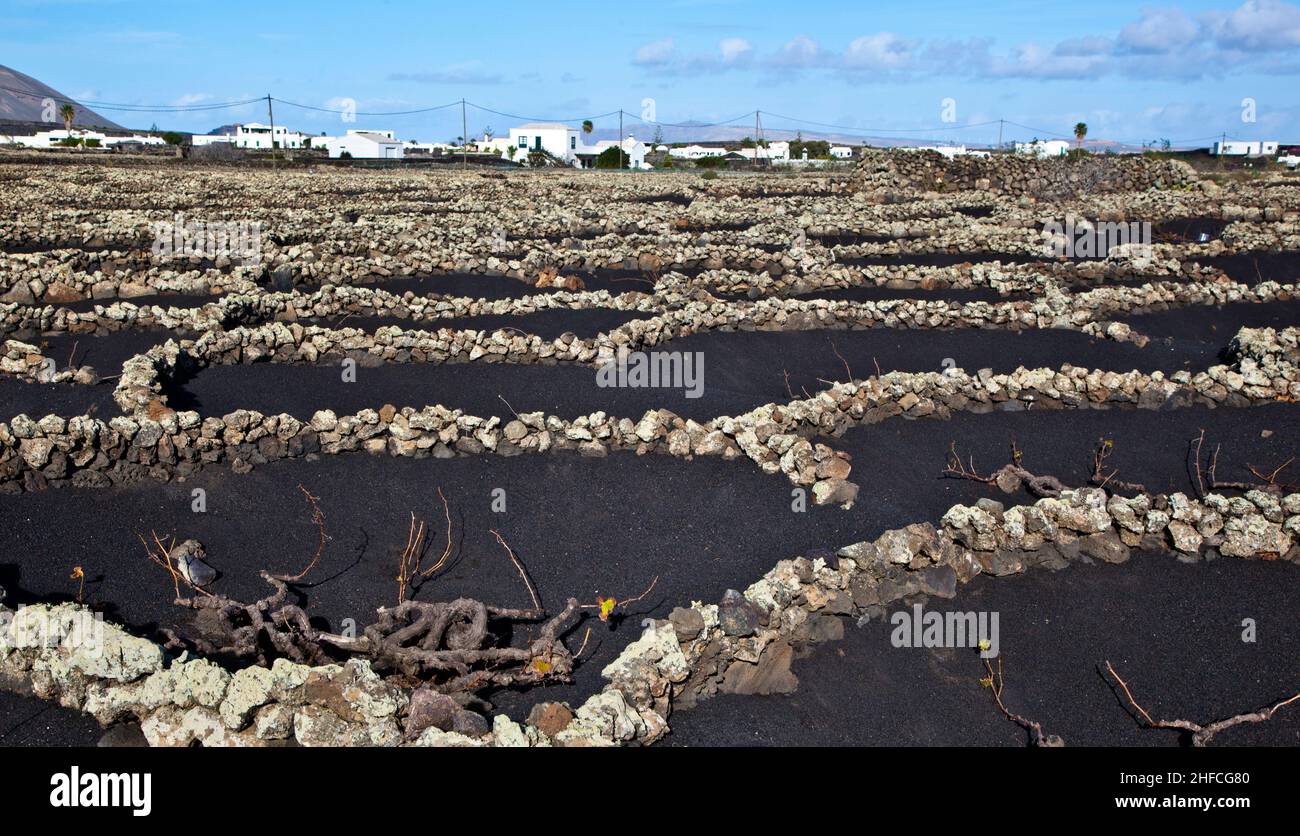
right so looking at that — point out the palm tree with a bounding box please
[59,103,75,135]
[581,120,593,139]
[1074,122,1088,148]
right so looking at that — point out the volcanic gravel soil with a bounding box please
[38,328,195,377]
[665,551,1300,747]
[363,270,653,300]
[166,325,1175,423]
[1120,298,1300,370]
[1198,252,1300,285]
[1,329,196,422]
[0,689,104,747]
[301,307,647,339]
[0,377,121,422]
[785,285,1019,304]
[0,402,1294,723]
[60,293,222,313]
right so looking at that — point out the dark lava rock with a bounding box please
[406,688,458,735]
[526,702,575,737]
[451,709,490,738]
[97,723,148,747]
[719,641,798,695]
[718,589,760,637]
[918,565,958,599]
[669,606,706,642]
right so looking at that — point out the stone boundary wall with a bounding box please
[2,326,1296,506]
[4,483,1295,746]
[102,278,1295,416]
[2,248,1282,344]
[853,149,1201,196]
[1,339,97,385]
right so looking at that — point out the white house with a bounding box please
[733,141,791,163]
[233,123,310,150]
[1278,153,1300,170]
[576,135,651,169]
[315,130,404,159]
[191,132,236,147]
[1213,140,1280,157]
[911,144,987,159]
[830,145,855,159]
[5,129,165,149]
[668,144,726,160]
[406,140,461,155]
[509,123,583,165]
[914,144,967,159]
[471,134,514,157]
[1015,139,1070,158]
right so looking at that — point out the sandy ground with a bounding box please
[665,550,1300,747]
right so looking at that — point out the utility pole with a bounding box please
[461,99,468,170]
[997,119,1004,151]
[266,94,276,159]
[618,109,624,169]
[754,110,759,169]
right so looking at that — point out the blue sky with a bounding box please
[4,0,1299,145]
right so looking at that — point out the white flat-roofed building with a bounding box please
[668,144,726,160]
[1214,140,1280,157]
[508,122,582,165]
[235,123,309,150]
[5,129,165,149]
[316,129,404,159]
[1015,139,1070,158]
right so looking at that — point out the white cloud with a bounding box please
[844,33,917,70]
[172,93,212,106]
[630,1,1300,82]
[773,35,820,67]
[633,38,676,66]
[388,63,502,85]
[719,37,753,64]
[1117,7,1200,53]
[1207,0,1300,50]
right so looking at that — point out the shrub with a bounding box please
[594,146,629,169]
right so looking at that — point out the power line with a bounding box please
[272,97,462,116]
[763,111,1003,134]
[0,83,263,112]
[623,110,758,129]
[0,82,1265,148]
[466,102,623,124]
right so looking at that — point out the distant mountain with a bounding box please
[588,122,996,149]
[0,65,124,130]
[206,123,240,136]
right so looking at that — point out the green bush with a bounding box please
[701,170,718,180]
[595,146,629,169]
[161,131,184,146]
[694,155,726,169]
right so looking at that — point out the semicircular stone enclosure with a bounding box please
[2,150,1299,748]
